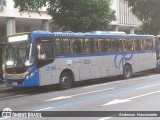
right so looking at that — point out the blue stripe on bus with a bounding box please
[85,34,154,39]
[114,53,134,70]
[54,51,156,59]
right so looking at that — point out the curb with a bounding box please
[0,87,13,93]
[0,83,13,93]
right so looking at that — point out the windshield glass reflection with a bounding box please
[5,43,34,68]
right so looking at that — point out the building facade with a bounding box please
[0,0,141,43]
[111,0,141,34]
[0,0,52,43]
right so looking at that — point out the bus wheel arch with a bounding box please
[59,69,75,90]
[123,63,132,79]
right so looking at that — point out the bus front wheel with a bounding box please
[123,65,132,79]
[59,72,73,90]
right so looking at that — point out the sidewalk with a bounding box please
[0,83,17,98]
[0,82,12,93]
[0,82,5,89]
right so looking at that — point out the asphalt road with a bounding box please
[0,71,160,120]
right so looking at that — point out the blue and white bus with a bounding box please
[4,31,157,89]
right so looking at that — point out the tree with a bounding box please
[14,0,116,32]
[124,0,160,35]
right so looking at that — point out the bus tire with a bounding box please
[59,72,73,90]
[123,65,132,79]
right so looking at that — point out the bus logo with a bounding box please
[114,53,133,70]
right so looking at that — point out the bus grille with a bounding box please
[5,67,28,74]
[6,79,25,85]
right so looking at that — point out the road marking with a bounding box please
[44,96,72,101]
[83,75,160,89]
[102,99,132,106]
[36,82,160,111]
[43,88,114,102]
[99,117,112,120]
[83,83,111,88]
[35,106,53,111]
[83,80,127,89]
[135,84,160,90]
[103,90,160,106]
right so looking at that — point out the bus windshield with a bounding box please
[5,43,34,68]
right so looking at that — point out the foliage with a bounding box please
[124,0,160,35]
[14,0,116,32]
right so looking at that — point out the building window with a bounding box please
[0,27,6,36]
[0,0,6,6]
[24,26,30,32]
[16,26,20,33]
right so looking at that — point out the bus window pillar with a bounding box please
[112,25,119,32]
[129,26,135,34]
[42,19,49,31]
[6,17,16,36]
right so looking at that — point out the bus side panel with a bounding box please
[113,54,123,75]
[39,63,53,86]
[102,55,112,77]
[79,57,91,80]
[138,52,156,71]
[89,56,101,79]
[24,71,40,87]
[103,55,117,76]
[127,53,139,73]
[52,58,80,83]
[51,69,60,84]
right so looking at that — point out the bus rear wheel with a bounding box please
[59,72,73,90]
[123,65,132,79]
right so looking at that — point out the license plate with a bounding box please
[12,82,17,85]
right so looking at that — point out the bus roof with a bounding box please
[32,31,85,38]
[85,34,154,39]
[88,31,126,35]
[30,31,154,39]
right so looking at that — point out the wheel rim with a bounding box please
[125,67,131,78]
[61,76,70,87]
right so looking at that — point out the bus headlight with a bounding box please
[25,75,30,79]
[25,72,34,79]
[6,61,14,66]
[30,73,34,77]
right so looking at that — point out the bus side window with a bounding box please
[132,39,136,51]
[98,39,112,53]
[55,39,63,56]
[98,39,107,53]
[85,39,98,54]
[62,39,71,55]
[123,38,133,52]
[134,39,142,51]
[112,39,122,52]
[107,39,112,52]
[135,39,143,51]
[37,44,53,60]
[72,39,84,54]
[55,38,71,56]
[44,44,53,58]
[143,39,152,51]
